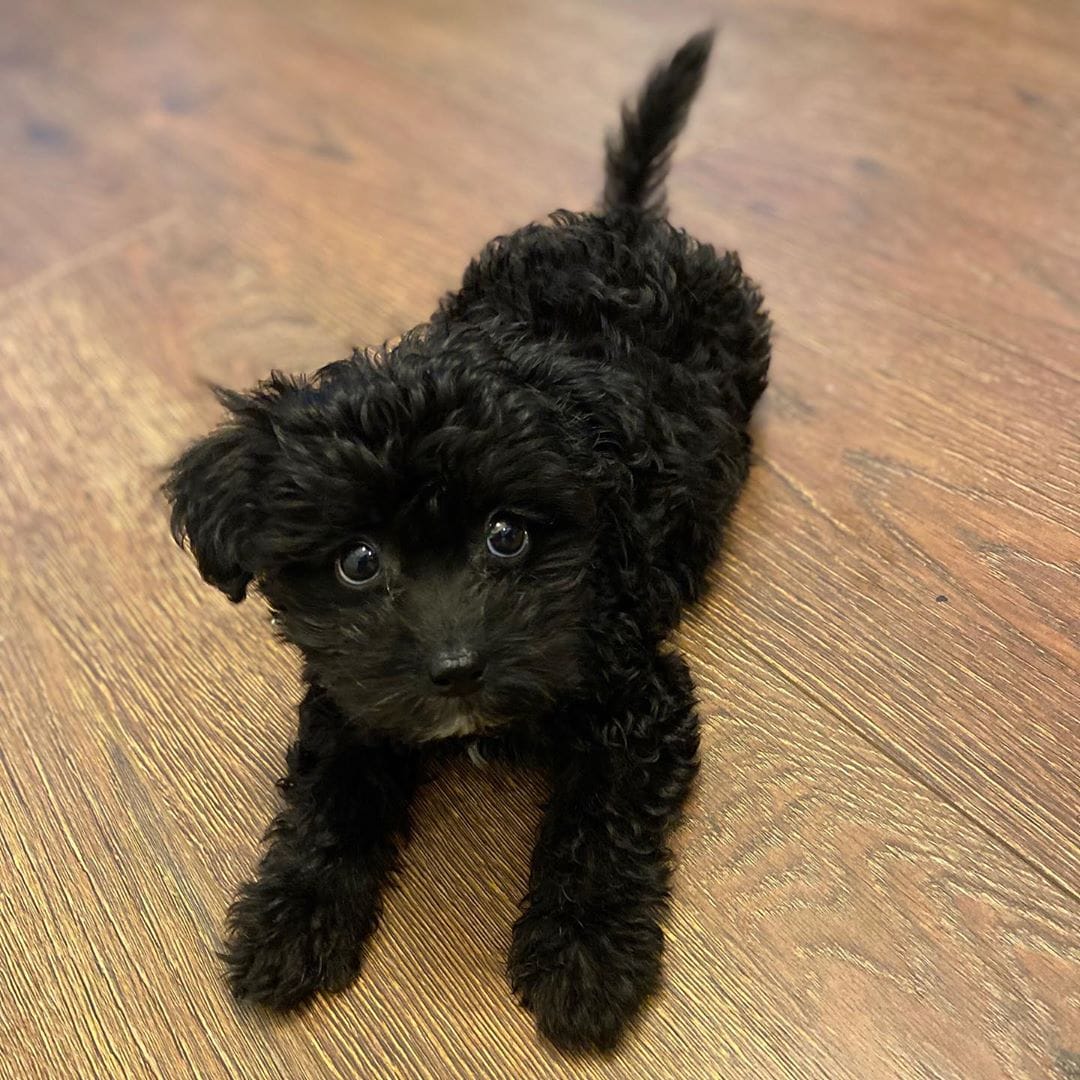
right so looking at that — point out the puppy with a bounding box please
[166,29,769,1051]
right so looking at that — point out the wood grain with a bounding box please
[0,0,1077,1077]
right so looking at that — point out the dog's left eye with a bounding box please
[486,516,529,559]
[335,541,381,587]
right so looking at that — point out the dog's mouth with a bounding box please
[418,683,519,740]
[338,679,507,743]
[312,644,574,743]
[417,703,492,742]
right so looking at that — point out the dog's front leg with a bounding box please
[509,650,700,1050]
[223,684,417,1009]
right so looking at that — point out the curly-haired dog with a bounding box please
[166,30,769,1051]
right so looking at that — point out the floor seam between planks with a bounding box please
[725,632,1080,905]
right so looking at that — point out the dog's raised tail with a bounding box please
[603,29,715,215]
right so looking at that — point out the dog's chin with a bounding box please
[323,681,516,744]
[415,698,498,742]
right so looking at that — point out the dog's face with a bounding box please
[167,337,598,742]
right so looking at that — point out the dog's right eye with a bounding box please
[486,515,530,560]
[335,541,381,587]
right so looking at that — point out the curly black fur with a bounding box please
[165,28,769,1051]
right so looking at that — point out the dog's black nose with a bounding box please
[429,650,485,696]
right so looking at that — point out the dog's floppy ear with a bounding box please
[165,387,278,603]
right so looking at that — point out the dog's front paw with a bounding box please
[223,876,370,1009]
[509,902,664,1051]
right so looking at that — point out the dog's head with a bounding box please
[166,331,599,742]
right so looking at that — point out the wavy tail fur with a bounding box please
[603,29,715,215]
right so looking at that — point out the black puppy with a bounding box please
[166,30,769,1051]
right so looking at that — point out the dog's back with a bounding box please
[438,31,768,416]
[432,31,771,621]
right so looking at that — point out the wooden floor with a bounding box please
[0,0,1077,1076]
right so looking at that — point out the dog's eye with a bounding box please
[335,541,381,587]
[486,516,529,559]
